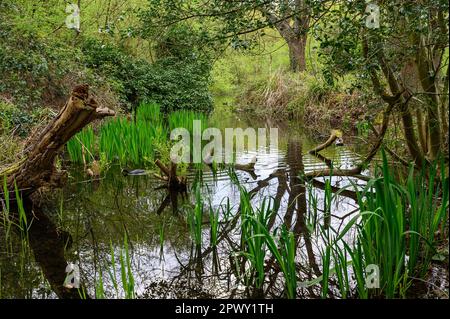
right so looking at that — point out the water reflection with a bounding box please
[0,123,366,299]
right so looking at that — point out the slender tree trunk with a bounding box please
[399,102,424,165]
[416,108,428,154]
[287,35,307,72]
[424,93,442,160]
[440,66,449,148]
[414,34,442,160]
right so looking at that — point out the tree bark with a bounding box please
[287,35,307,72]
[155,159,187,191]
[415,108,428,154]
[414,33,442,160]
[261,5,309,73]
[1,85,115,194]
[441,65,449,148]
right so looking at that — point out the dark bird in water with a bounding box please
[335,137,344,146]
[122,169,148,176]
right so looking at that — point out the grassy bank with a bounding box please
[210,31,373,137]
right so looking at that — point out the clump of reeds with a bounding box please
[187,184,204,247]
[168,110,208,134]
[95,236,135,299]
[67,102,212,167]
[67,126,95,164]
[319,151,449,298]
[68,102,168,166]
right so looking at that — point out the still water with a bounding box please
[0,114,370,299]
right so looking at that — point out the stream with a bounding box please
[0,113,372,299]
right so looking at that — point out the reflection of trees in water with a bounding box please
[7,139,360,299]
[166,139,332,298]
[17,197,84,299]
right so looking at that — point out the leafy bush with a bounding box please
[82,38,213,114]
[1,1,213,117]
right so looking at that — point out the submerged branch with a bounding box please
[308,130,342,155]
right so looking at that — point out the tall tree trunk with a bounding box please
[414,34,442,160]
[287,35,307,72]
[440,65,449,149]
[261,6,309,73]
[416,109,428,154]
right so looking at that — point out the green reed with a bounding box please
[209,203,219,247]
[120,234,135,299]
[275,226,298,299]
[168,110,208,134]
[239,189,271,289]
[321,244,331,298]
[14,182,28,236]
[2,176,12,250]
[136,101,162,123]
[248,216,298,298]
[187,184,204,247]
[107,235,135,299]
[67,126,95,164]
[405,158,448,277]
[99,115,167,165]
[67,102,168,166]
[233,182,298,297]
[332,243,350,298]
[306,181,319,236]
[95,267,105,299]
[168,110,209,164]
[321,151,449,299]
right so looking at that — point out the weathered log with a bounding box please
[234,161,256,171]
[304,168,371,182]
[0,85,115,193]
[155,159,171,177]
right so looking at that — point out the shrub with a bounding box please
[82,38,213,114]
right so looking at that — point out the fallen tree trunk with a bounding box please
[304,168,371,182]
[0,85,115,194]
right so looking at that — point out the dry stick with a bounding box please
[310,179,358,201]
[305,168,371,181]
[308,130,339,155]
[155,159,171,177]
[155,159,186,191]
[153,173,168,182]
[367,122,412,168]
[305,102,396,181]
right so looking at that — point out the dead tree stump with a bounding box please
[0,84,115,194]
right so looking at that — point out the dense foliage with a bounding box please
[0,1,213,119]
